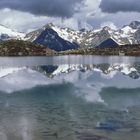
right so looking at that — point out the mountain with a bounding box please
[33,28,79,52]
[0,25,25,41]
[0,21,140,52]
[80,25,137,48]
[25,23,79,51]
[25,23,92,49]
[80,21,140,47]
[24,21,140,51]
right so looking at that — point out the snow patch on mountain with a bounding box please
[0,25,25,40]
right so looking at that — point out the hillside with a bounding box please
[0,40,55,56]
[60,44,140,56]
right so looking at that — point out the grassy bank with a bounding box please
[0,40,140,56]
[60,44,140,56]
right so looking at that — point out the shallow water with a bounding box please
[0,56,140,140]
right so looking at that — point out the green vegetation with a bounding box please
[60,44,140,56]
[0,40,140,56]
[0,40,56,56]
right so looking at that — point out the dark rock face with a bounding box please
[34,28,79,52]
[129,21,140,29]
[96,38,119,48]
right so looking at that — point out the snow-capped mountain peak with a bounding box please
[0,24,25,40]
[43,23,55,29]
[120,26,136,35]
[25,23,86,45]
[25,21,140,51]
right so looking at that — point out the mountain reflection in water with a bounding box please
[0,56,140,140]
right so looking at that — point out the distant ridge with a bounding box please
[0,21,140,51]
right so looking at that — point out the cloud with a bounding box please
[100,0,140,13]
[0,0,101,32]
[101,21,117,30]
[88,11,140,30]
[0,0,140,32]
[0,8,86,32]
[0,0,83,18]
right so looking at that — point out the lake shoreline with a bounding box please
[0,41,140,56]
[0,53,140,57]
[60,44,140,56]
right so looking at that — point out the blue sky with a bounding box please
[0,0,139,32]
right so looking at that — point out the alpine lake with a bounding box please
[0,55,140,140]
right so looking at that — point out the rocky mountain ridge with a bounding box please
[0,21,140,51]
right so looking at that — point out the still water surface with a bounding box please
[0,55,140,140]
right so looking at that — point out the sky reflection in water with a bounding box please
[0,56,140,140]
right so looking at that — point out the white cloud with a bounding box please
[101,21,117,30]
[0,1,139,32]
[0,9,47,32]
[0,8,88,32]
